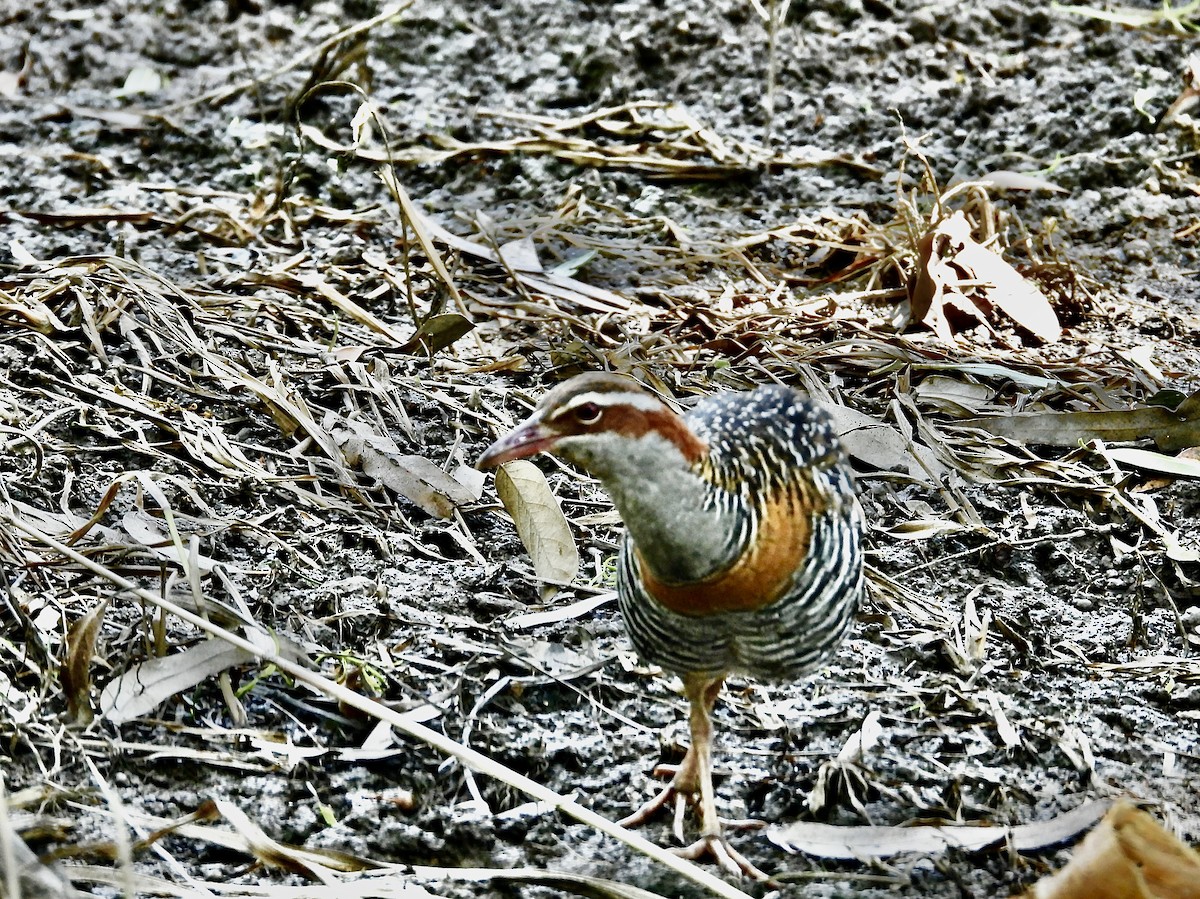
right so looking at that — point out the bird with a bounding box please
[477,372,864,881]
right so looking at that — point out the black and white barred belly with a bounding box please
[614,386,864,680]
[616,498,862,679]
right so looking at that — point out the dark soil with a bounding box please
[2,1,1198,898]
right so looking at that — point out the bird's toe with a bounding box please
[675,832,778,885]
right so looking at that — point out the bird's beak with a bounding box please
[477,417,557,469]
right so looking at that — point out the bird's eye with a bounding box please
[574,402,602,424]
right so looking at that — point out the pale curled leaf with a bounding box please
[117,65,162,96]
[495,460,580,591]
[770,799,1109,860]
[910,211,1061,343]
[912,375,995,415]
[100,637,258,724]
[505,592,617,630]
[836,710,883,763]
[985,691,1021,749]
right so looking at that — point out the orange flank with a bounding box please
[635,480,821,616]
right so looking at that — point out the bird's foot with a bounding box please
[620,763,764,833]
[619,764,771,881]
[617,776,689,839]
[676,831,779,886]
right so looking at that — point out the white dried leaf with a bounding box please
[100,638,257,724]
[939,211,1061,343]
[977,170,1066,193]
[770,800,1109,859]
[884,519,965,540]
[497,236,543,273]
[1104,447,1200,480]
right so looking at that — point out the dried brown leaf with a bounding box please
[883,519,965,539]
[333,419,476,519]
[16,207,156,226]
[826,405,950,483]
[62,598,109,727]
[966,396,1200,453]
[1029,801,1200,899]
[402,204,631,313]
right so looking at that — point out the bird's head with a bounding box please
[477,372,707,474]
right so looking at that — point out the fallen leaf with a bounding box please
[495,460,580,597]
[497,235,543,273]
[1029,800,1200,899]
[116,65,162,96]
[333,419,477,519]
[883,519,966,540]
[100,637,257,725]
[826,405,950,483]
[398,312,475,354]
[505,592,617,630]
[912,375,996,415]
[769,799,1109,859]
[17,207,156,226]
[1103,447,1200,480]
[966,395,1200,453]
[63,598,109,727]
[909,211,1061,343]
[978,170,1067,193]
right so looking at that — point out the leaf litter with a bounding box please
[2,2,1199,898]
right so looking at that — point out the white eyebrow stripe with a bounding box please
[565,391,664,413]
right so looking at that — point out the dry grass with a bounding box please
[2,14,1198,896]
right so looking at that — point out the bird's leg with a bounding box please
[619,673,775,883]
[618,672,723,833]
[675,674,775,883]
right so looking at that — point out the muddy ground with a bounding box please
[2,1,1199,897]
